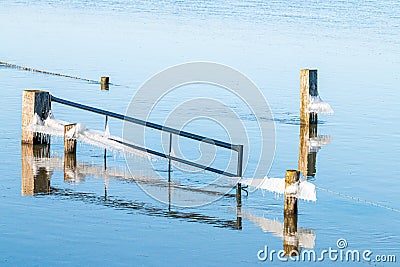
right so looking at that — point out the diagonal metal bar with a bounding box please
[51,95,240,151]
[109,138,238,177]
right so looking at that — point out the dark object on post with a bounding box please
[300,69,318,125]
[101,76,109,90]
[21,90,51,144]
[284,170,299,215]
[64,124,77,154]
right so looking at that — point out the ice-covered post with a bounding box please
[64,123,77,181]
[21,90,51,144]
[101,76,109,90]
[284,170,299,215]
[64,124,77,154]
[300,69,318,125]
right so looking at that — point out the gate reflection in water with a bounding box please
[21,144,243,230]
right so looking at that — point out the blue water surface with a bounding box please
[0,1,399,266]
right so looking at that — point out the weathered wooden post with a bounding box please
[64,124,77,154]
[21,144,51,195]
[299,69,319,178]
[284,170,299,215]
[300,69,318,125]
[101,76,109,90]
[63,123,77,181]
[21,90,51,144]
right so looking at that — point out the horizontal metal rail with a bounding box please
[51,95,244,177]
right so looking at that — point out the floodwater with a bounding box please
[0,0,399,266]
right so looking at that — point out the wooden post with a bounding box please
[64,124,77,154]
[101,76,109,90]
[22,90,51,144]
[283,213,300,256]
[283,170,300,254]
[284,170,299,215]
[21,144,51,195]
[300,69,318,125]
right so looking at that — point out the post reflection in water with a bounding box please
[283,214,299,256]
[298,122,331,179]
[21,144,52,195]
[298,123,318,178]
[64,152,77,182]
[243,211,315,253]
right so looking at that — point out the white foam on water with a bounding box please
[240,176,316,201]
[308,135,332,153]
[27,111,156,161]
[297,180,317,202]
[307,95,334,114]
[241,177,284,194]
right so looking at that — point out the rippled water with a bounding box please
[0,1,399,266]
